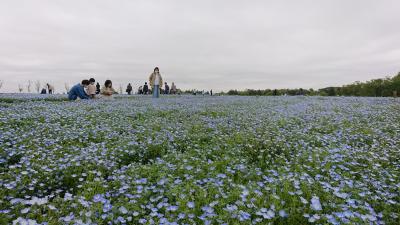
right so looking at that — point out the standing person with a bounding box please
[96,82,101,94]
[210,89,213,96]
[170,82,177,94]
[149,67,163,98]
[100,80,116,99]
[68,80,90,100]
[143,82,149,95]
[164,82,170,94]
[138,86,143,95]
[87,78,97,99]
[47,83,54,94]
[126,83,133,95]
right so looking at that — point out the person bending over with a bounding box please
[100,80,116,99]
[68,80,90,100]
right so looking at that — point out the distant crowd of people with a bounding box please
[40,83,55,94]
[67,67,179,100]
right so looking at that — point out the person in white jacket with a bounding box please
[47,83,55,94]
[100,80,116,100]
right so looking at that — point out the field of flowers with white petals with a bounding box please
[0,94,399,225]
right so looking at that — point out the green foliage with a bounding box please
[224,72,400,97]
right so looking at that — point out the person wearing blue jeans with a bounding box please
[153,85,160,98]
[68,80,90,100]
[149,67,163,98]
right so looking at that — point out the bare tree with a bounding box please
[64,83,70,93]
[18,84,24,93]
[35,80,41,93]
[27,80,32,93]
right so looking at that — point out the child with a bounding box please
[87,78,97,99]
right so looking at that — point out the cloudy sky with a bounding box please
[0,0,399,93]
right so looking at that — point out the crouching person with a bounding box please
[68,80,90,100]
[100,80,116,100]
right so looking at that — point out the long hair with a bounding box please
[104,80,112,88]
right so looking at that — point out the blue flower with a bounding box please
[187,201,195,209]
[279,209,288,218]
[201,206,214,214]
[167,205,178,211]
[93,194,104,203]
[238,210,251,221]
[103,203,112,213]
[311,196,322,211]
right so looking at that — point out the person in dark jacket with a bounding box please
[68,80,90,100]
[164,82,170,94]
[143,82,149,95]
[40,88,47,94]
[96,82,101,94]
[126,83,133,95]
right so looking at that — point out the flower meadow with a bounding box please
[0,94,399,225]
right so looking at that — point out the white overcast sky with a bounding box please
[0,0,399,93]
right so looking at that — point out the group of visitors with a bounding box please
[40,83,55,94]
[137,67,177,96]
[164,82,178,94]
[68,78,116,100]
[67,67,175,100]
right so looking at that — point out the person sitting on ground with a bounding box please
[87,78,97,99]
[100,80,116,99]
[143,82,149,95]
[164,82,170,94]
[68,80,90,100]
[47,83,55,94]
[41,88,47,94]
[126,83,133,95]
[170,82,177,94]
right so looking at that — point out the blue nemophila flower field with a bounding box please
[0,94,399,225]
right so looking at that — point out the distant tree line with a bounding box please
[225,88,316,96]
[224,72,400,97]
